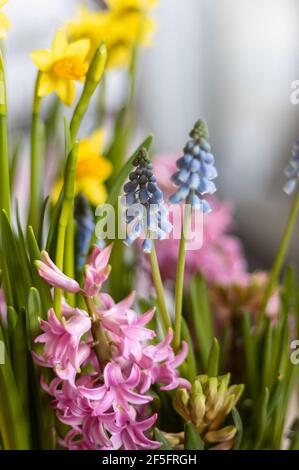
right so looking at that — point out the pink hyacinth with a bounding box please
[83,244,113,297]
[36,245,113,297]
[33,307,91,385]
[34,243,189,450]
[35,251,82,293]
[142,154,248,286]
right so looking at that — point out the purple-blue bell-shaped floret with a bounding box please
[284,139,299,195]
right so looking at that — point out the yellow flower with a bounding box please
[66,1,157,69]
[30,31,90,106]
[0,0,10,39]
[53,129,113,206]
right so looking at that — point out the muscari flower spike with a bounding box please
[283,138,299,195]
[123,147,172,253]
[169,120,218,213]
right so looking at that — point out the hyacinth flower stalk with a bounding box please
[0,50,11,221]
[170,120,218,351]
[122,147,172,332]
[260,139,299,319]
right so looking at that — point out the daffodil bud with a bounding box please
[88,42,107,84]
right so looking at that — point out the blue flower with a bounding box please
[283,139,299,195]
[123,147,172,253]
[169,120,217,213]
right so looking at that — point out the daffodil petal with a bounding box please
[30,50,53,72]
[0,0,8,8]
[77,178,108,206]
[89,129,105,153]
[52,31,68,60]
[66,38,91,61]
[38,73,56,97]
[56,79,76,106]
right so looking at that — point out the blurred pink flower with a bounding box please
[146,154,248,286]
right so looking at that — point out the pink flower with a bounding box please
[97,291,155,362]
[139,329,191,392]
[35,251,81,293]
[141,154,248,286]
[83,244,113,297]
[33,307,91,385]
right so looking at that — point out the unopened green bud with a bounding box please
[173,388,190,422]
[190,392,206,423]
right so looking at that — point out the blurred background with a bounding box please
[3,0,299,271]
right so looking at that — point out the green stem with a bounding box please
[148,242,171,333]
[84,295,111,369]
[64,217,75,306]
[260,185,299,320]
[173,206,191,352]
[54,144,79,318]
[0,51,11,221]
[28,72,42,233]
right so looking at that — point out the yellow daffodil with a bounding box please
[66,1,157,69]
[30,31,90,106]
[0,0,10,39]
[53,129,113,206]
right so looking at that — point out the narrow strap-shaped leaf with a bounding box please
[12,308,30,427]
[26,288,41,349]
[206,337,220,377]
[254,387,269,449]
[154,428,172,450]
[0,324,30,449]
[242,313,257,397]
[184,421,205,450]
[232,407,243,450]
[180,317,197,381]
[190,274,214,369]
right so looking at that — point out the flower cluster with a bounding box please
[170,120,218,214]
[123,147,172,253]
[33,244,189,450]
[284,138,299,195]
[174,373,244,450]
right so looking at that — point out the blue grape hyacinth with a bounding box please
[283,139,299,195]
[123,147,172,253]
[169,120,217,213]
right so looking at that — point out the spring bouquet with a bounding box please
[0,1,299,452]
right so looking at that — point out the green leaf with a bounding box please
[242,313,257,397]
[26,288,42,349]
[254,387,269,449]
[154,428,172,450]
[7,305,17,355]
[206,337,220,377]
[0,324,30,449]
[12,308,29,425]
[180,317,197,381]
[184,421,205,450]
[190,274,214,369]
[232,407,243,450]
